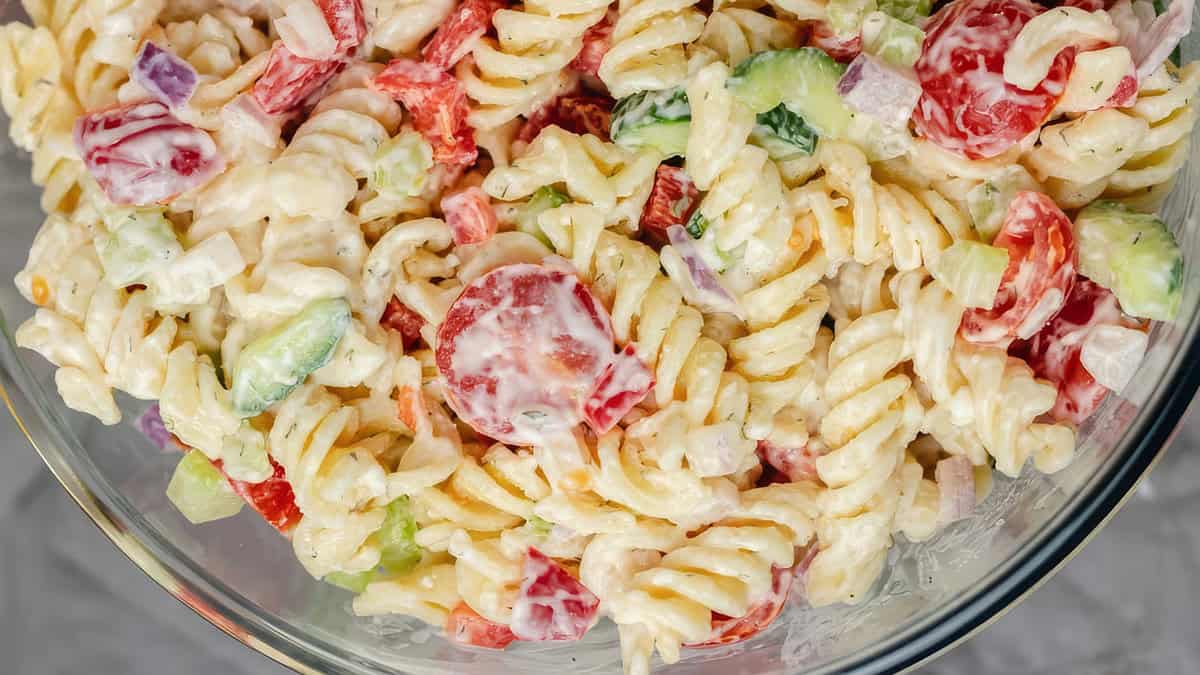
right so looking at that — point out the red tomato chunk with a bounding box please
[756,440,820,483]
[217,458,303,533]
[74,101,225,206]
[687,565,793,647]
[381,296,426,348]
[961,191,1076,348]
[1012,278,1144,425]
[374,59,478,165]
[316,0,366,56]
[442,186,499,245]
[582,343,654,433]
[511,548,600,642]
[808,21,861,63]
[518,95,614,144]
[640,165,700,238]
[570,12,614,77]
[436,264,617,446]
[913,0,1072,159]
[422,0,506,71]
[253,44,343,115]
[446,603,518,649]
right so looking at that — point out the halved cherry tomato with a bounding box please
[446,602,518,649]
[756,440,820,483]
[436,264,616,445]
[74,101,225,205]
[442,186,498,245]
[381,296,426,348]
[582,344,653,433]
[570,12,614,77]
[218,458,303,533]
[374,58,477,165]
[913,0,1073,159]
[1011,277,1144,425]
[422,0,506,70]
[510,548,600,641]
[961,191,1076,348]
[316,0,366,56]
[808,21,861,63]
[639,165,699,242]
[687,565,793,647]
[253,44,343,115]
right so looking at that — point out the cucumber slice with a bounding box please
[372,496,423,573]
[515,186,569,246]
[877,0,931,24]
[727,48,854,138]
[965,166,1040,243]
[325,570,375,593]
[930,240,1009,309]
[685,210,709,239]
[166,450,244,524]
[232,297,351,416]
[1074,201,1183,321]
[369,129,433,199]
[828,0,877,36]
[96,209,183,286]
[750,104,818,159]
[611,87,691,157]
[861,11,925,68]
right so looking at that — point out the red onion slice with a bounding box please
[1111,0,1194,82]
[664,224,744,319]
[132,42,198,108]
[935,455,976,525]
[837,54,921,129]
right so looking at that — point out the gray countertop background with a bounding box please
[2,118,1199,675]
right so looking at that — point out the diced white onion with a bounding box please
[836,54,921,129]
[1081,324,1148,392]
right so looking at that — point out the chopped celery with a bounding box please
[373,497,423,574]
[526,515,554,535]
[861,11,925,68]
[96,209,182,286]
[369,130,433,198]
[877,0,931,24]
[325,570,375,593]
[828,0,878,36]
[166,450,243,524]
[516,186,569,245]
[931,240,1009,309]
[965,166,1040,242]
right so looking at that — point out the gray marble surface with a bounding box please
[2,412,1199,674]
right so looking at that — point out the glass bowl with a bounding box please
[3,7,1200,674]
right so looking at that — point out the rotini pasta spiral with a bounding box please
[21,0,129,108]
[268,383,391,576]
[609,481,817,666]
[86,0,166,68]
[689,7,800,68]
[158,340,244,461]
[483,125,658,231]
[456,0,609,132]
[446,529,523,624]
[598,0,706,98]
[353,555,461,625]
[412,445,550,533]
[0,24,86,213]
[362,0,454,55]
[361,216,460,332]
[270,62,404,220]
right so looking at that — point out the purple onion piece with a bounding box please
[1112,0,1194,82]
[135,403,175,451]
[665,224,744,319]
[132,42,199,108]
[837,54,921,129]
[935,455,976,525]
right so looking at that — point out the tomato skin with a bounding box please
[756,440,820,483]
[686,565,793,647]
[808,21,861,63]
[253,44,344,115]
[1106,73,1138,108]
[442,186,499,245]
[914,0,1072,159]
[74,101,225,206]
[373,59,477,166]
[446,602,518,649]
[218,458,304,533]
[1011,277,1144,425]
[511,548,600,642]
[639,165,700,242]
[517,94,614,144]
[582,343,654,433]
[961,191,1076,348]
[315,0,366,56]
[380,296,426,348]
[569,12,614,77]
[436,264,616,445]
[422,0,506,70]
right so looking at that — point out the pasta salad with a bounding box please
[0,0,1194,669]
